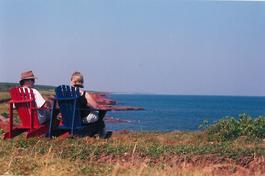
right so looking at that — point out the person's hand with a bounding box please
[44,100,52,109]
[43,96,54,109]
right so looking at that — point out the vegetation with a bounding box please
[0,82,19,92]
[0,82,55,92]
[0,131,264,175]
[204,113,265,142]
[0,83,265,175]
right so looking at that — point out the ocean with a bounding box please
[107,94,265,132]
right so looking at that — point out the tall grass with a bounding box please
[0,131,265,175]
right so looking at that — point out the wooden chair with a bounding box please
[48,85,87,137]
[3,87,49,139]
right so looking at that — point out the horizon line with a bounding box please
[1,82,264,98]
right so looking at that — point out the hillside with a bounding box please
[0,82,55,92]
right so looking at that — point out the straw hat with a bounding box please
[20,70,37,81]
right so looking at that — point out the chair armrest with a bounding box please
[10,100,32,104]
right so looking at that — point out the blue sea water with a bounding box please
[107,94,265,132]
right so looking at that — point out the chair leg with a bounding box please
[8,103,13,139]
[96,110,107,133]
[98,110,107,121]
[48,100,56,138]
[71,100,77,136]
[3,128,27,140]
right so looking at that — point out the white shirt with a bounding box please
[32,88,46,108]
[32,88,49,124]
[19,87,46,108]
[20,87,49,124]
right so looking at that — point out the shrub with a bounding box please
[205,114,265,141]
[251,117,265,138]
[207,116,240,141]
[238,113,255,137]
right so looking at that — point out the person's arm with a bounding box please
[85,92,99,109]
[43,98,52,109]
[85,92,111,110]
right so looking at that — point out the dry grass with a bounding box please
[0,92,10,100]
[0,133,264,176]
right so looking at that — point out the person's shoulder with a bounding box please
[31,88,38,92]
[80,89,88,96]
[31,88,41,94]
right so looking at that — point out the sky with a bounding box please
[0,0,265,96]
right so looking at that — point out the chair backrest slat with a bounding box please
[55,85,82,129]
[9,87,40,128]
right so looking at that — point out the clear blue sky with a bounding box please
[0,1,265,96]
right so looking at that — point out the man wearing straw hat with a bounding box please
[19,70,51,124]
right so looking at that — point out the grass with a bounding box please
[0,133,264,175]
[1,89,265,175]
[0,92,10,100]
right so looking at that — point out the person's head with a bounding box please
[19,70,37,88]
[71,71,84,88]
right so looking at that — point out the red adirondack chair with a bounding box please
[3,87,49,139]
